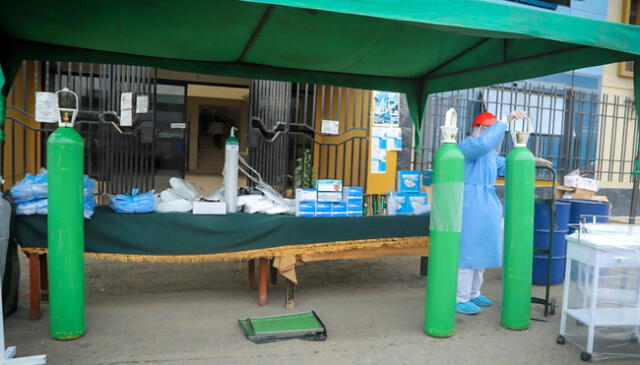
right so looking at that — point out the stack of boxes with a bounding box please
[295,179,363,217]
[344,186,363,217]
[388,170,429,216]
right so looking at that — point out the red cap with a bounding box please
[472,112,497,127]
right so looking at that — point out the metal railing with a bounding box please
[413,83,638,186]
[2,61,156,195]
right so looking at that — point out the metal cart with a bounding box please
[531,165,559,317]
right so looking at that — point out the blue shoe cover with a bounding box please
[456,301,482,315]
[470,295,493,307]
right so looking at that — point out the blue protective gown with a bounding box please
[458,122,507,269]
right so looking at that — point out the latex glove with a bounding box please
[507,110,528,122]
[535,157,553,167]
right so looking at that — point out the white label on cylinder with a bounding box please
[226,145,239,151]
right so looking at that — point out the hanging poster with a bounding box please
[386,127,402,151]
[373,91,400,126]
[371,127,387,174]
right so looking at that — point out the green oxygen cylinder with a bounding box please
[47,111,85,340]
[502,118,535,330]
[425,108,465,337]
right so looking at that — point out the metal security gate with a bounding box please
[248,81,370,195]
[42,62,156,194]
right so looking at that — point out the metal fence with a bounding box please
[2,61,156,195]
[248,82,370,194]
[413,83,638,186]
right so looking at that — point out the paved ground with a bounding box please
[3,255,633,364]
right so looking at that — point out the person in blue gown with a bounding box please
[455,110,527,315]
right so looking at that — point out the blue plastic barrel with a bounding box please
[534,201,571,256]
[535,201,571,230]
[559,199,609,233]
[534,229,569,256]
[532,254,566,285]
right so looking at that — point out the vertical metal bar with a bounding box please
[22,61,27,111]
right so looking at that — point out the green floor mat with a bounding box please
[239,311,327,344]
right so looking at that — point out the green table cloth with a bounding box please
[15,206,429,256]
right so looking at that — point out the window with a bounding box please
[619,0,640,77]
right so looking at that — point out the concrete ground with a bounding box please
[3,255,633,365]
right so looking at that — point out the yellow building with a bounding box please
[599,0,639,189]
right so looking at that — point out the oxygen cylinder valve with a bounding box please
[440,108,458,144]
[509,117,532,147]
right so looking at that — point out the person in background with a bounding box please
[455,110,526,315]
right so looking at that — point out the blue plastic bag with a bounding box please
[10,170,48,203]
[111,188,156,214]
[16,199,47,216]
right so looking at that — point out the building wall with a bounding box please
[598,0,637,189]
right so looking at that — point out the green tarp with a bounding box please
[2,0,640,129]
[14,206,429,255]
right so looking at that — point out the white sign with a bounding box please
[136,95,149,114]
[120,92,133,110]
[386,127,402,151]
[321,119,340,135]
[170,123,186,129]
[35,92,59,123]
[120,109,133,127]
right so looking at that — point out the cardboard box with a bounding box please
[317,192,344,202]
[315,179,343,192]
[342,186,363,200]
[347,210,363,217]
[315,202,332,213]
[296,188,317,202]
[563,175,599,192]
[296,201,316,217]
[556,185,609,202]
[397,171,421,192]
[421,170,433,187]
[421,185,432,205]
[193,201,226,215]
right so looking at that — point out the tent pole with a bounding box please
[630,59,640,224]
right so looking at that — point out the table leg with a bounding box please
[258,258,268,306]
[269,258,278,286]
[28,254,41,320]
[420,257,428,277]
[285,279,296,309]
[248,259,255,290]
[39,254,49,301]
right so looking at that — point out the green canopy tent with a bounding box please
[1,0,640,212]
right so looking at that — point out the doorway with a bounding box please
[186,84,249,193]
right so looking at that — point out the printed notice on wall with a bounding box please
[120,109,133,127]
[120,92,133,110]
[321,119,340,135]
[35,92,59,123]
[371,127,388,174]
[386,127,402,151]
[136,95,149,114]
[373,91,399,126]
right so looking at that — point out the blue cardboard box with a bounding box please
[421,170,433,187]
[317,191,344,202]
[315,202,332,213]
[332,202,347,212]
[347,201,363,211]
[388,192,409,215]
[342,186,363,199]
[296,201,316,217]
[397,170,421,192]
[406,192,428,214]
[347,210,363,217]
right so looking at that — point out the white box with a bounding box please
[193,201,226,215]
[564,175,599,192]
[295,188,317,202]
